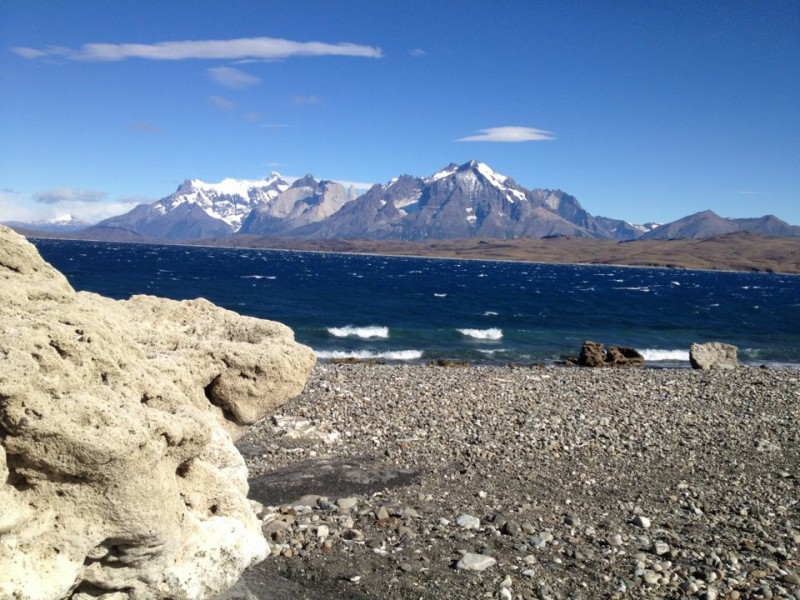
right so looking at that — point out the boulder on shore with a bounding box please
[0,226,316,599]
[577,341,644,368]
[689,342,738,370]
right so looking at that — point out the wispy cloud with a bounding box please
[409,48,426,58]
[33,188,106,204]
[243,112,264,123]
[12,36,383,62]
[292,95,321,106]
[207,66,261,89]
[456,126,556,143]
[128,122,161,133]
[209,95,236,110]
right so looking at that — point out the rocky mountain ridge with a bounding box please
[6,160,798,242]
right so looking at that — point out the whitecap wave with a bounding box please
[457,328,503,340]
[242,275,276,279]
[483,311,499,316]
[434,293,447,297]
[316,350,422,361]
[327,326,389,339]
[640,349,690,362]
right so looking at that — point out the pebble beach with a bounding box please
[234,364,800,600]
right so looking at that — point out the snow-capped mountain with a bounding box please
[290,160,621,240]
[63,159,797,244]
[3,214,90,233]
[91,174,291,240]
[158,174,289,231]
[88,173,361,241]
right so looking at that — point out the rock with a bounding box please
[689,342,738,370]
[456,552,497,571]
[456,514,481,530]
[632,515,651,529]
[337,496,359,511]
[606,346,645,367]
[0,227,315,599]
[578,340,607,367]
[577,341,644,367]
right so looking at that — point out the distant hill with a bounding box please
[641,210,800,239]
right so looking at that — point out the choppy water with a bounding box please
[31,239,800,367]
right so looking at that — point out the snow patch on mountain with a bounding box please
[160,173,289,229]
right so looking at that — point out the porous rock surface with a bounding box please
[0,226,316,599]
[689,341,738,370]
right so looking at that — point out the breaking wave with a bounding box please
[315,350,422,361]
[327,326,389,339]
[640,349,690,362]
[457,328,503,341]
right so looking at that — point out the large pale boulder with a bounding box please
[0,226,316,599]
[689,342,738,370]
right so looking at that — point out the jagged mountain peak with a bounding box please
[291,174,318,189]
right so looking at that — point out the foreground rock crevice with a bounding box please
[0,226,315,599]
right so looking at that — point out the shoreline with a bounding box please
[21,231,800,276]
[233,363,800,599]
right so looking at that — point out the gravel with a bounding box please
[233,363,800,599]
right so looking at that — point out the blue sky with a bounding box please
[1,0,798,226]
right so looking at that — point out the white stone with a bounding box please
[456,552,497,571]
[456,514,481,530]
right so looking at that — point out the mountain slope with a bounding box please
[89,175,290,241]
[239,176,356,236]
[292,161,610,240]
[642,210,800,239]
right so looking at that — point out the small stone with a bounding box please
[608,533,623,547]
[632,515,651,529]
[456,552,497,571]
[456,514,481,530]
[337,497,358,511]
[782,572,800,585]
[652,541,670,556]
[643,570,659,585]
[502,520,521,536]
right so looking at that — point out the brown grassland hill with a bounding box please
[16,229,800,274]
[194,232,800,275]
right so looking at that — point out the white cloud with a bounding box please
[12,37,383,62]
[207,66,261,89]
[409,48,426,58]
[209,95,237,110]
[33,188,106,204]
[456,126,556,143]
[1,189,146,225]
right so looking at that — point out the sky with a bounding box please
[1,0,798,226]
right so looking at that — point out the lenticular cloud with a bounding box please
[456,126,556,143]
[12,37,383,62]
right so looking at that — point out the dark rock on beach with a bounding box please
[578,340,645,367]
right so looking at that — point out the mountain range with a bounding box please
[7,160,799,242]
